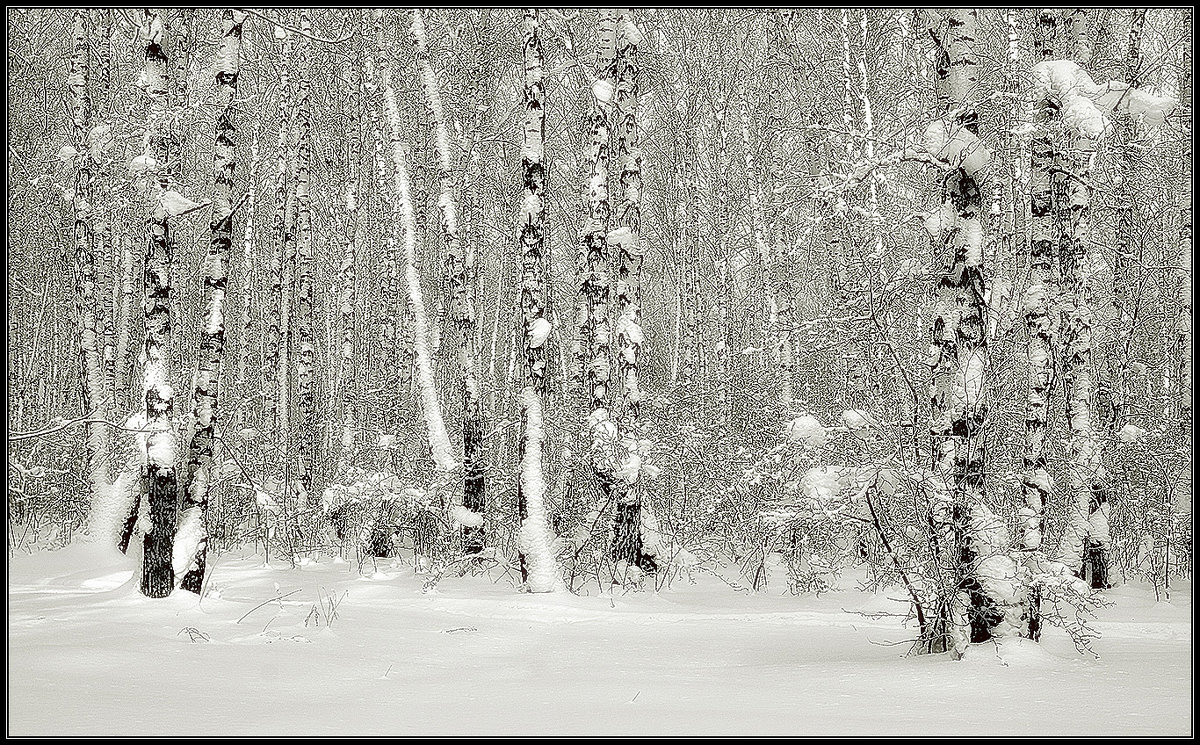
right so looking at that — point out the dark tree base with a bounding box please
[180,547,205,595]
[140,466,176,598]
[611,499,657,575]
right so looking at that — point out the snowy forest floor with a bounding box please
[7,543,1192,736]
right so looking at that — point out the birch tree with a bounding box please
[383,44,457,477]
[515,8,562,592]
[1048,10,1109,589]
[1019,8,1060,639]
[609,9,654,573]
[335,49,362,476]
[70,10,115,535]
[138,9,178,598]
[265,28,294,434]
[411,10,486,544]
[178,9,245,595]
[293,10,316,507]
[578,8,619,561]
[923,9,1020,655]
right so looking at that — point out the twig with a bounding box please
[237,8,356,44]
[8,412,150,442]
[236,589,300,624]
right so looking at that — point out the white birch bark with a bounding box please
[178,9,244,594]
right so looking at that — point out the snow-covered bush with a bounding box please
[320,468,455,569]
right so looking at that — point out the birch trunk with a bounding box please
[610,9,653,573]
[1052,10,1109,590]
[335,52,362,475]
[178,10,244,595]
[411,10,485,546]
[1020,9,1059,640]
[293,10,316,507]
[71,11,114,535]
[383,75,456,475]
[265,31,294,434]
[139,10,177,598]
[515,9,562,592]
[924,9,1020,655]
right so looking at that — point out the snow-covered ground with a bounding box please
[8,543,1192,736]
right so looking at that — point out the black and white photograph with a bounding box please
[5,6,1193,736]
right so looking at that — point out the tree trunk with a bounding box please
[1020,9,1059,640]
[383,63,456,475]
[235,121,261,430]
[335,51,362,476]
[515,9,562,592]
[71,11,115,538]
[139,10,177,599]
[293,10,316,509]
[924,9,1020,655]
[179,9,244,595]
[265,31,294,434]
[1051,10,1109,590]
[411,9,485,546]
[609,9,653,574]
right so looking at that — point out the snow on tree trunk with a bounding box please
[235,120,261,429]
[139,9,177,599]
[1020,12,1059,641]
[71,11,116,541]
[178,9,244,595]
[1106,10,1147,435]
[335,53,362,476]
[293,10,316,508]
[576,8,621,558]
[609,10,654,574]
[1040,14,1109,591]
[515,9,562,592]
[366,13,405,435]
[383,81,457,475]
[411,10,485,542]
[265,30,294,435]
[923,9,1020,655]
[1180,48,1193,437]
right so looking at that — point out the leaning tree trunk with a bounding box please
[514,8,562,593]
[139,10,177,599]
[609,9,654,574]
[71,11,115,538]
[383,62,457,476]
[411,10,486,547]
[179,9,244,595]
